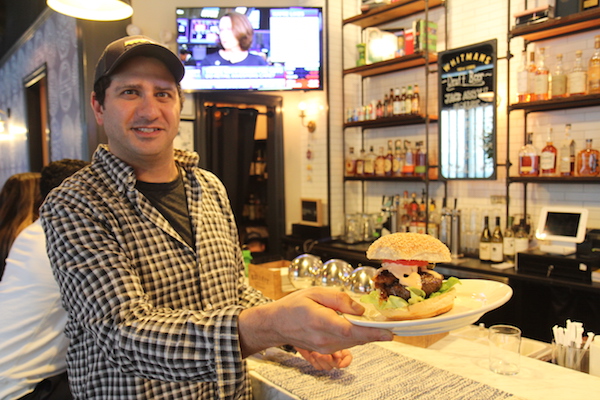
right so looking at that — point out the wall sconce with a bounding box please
[47,0,133,21]
[298,102,316,133]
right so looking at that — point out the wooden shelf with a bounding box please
[508,176,600,184]
[344,114,437,129]
[510,7,600,42]
[343,0,443,28]
[344,52,437,77]
[508,93,600,112]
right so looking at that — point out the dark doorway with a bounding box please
[24,64,50,172]
[195,92,285,261]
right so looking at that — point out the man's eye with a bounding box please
[122,89,137,96]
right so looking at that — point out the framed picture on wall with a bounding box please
[181,92,195,119]
[300,198,323,226]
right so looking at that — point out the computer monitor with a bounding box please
[535,206,589,255]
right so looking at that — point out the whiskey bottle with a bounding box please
[344,146,357,177]
[402,140,415,176]
[568,50,587,96]
[392,139,404,176]
[374,146,386,176]
[384,140,394,176]
[527,51,537,101]
[550,53,567,99]
[490,216,504,263]
[355,148,365,176]
[363,146,376,176]
[399,86,407,115]
[392,87,402,116]
[534,47,549,101]
[414,140,426,177]
[518,132,540,176]
[540,127,557,176]
[405,85,413,114]
[559,124,575,176]
[412,84,420,115]
[576,138,600,176]
[479,216,492,262]
[517,50,531,102]
[589,35,600,94]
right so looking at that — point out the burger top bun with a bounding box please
[366,232,452,263]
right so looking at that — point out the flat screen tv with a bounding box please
[176,6,324,91]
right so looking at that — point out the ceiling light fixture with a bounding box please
[47,0,133,21]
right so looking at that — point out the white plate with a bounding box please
[343,279,513,336]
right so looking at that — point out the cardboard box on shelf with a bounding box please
[248,260,296,300]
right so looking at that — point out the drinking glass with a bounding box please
[489,324,521,375]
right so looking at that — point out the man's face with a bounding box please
[91,56,181,164]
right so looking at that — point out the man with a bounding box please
[40,36,392,399]
[0,159,88,400]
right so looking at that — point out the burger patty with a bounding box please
[374,269,443,300]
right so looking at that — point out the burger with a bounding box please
[360,232,461,321]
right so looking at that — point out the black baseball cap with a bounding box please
[94,35,185,85]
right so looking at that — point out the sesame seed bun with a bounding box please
[366,232,452,263]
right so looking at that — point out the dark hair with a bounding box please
[93,72,184,110]
[0,172,41,279]
[40,159,89,199]
[224,12,254,51]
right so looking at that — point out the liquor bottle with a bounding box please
[514,219,529,255]
[398,191,411,231]
[527,51,537,101]
[503,216,515,263]
[417,190,427,234]
[387,88,395,116]
[363,145,376,176]
[428,199,440,238]
[589,35,600,94]
[517,50,531,102]
[412,84,420,115]
[550,53,567,99]
[540,127,557,176]
[383,94,390,118]
[399,86,407,115]
[392,87,402,115]
[344,146,357,177]
[376,99,384,119]
[534,47,549,101]
[559,123,575,176]
[479,216,492,262]
[576,138,600,176]
[374,146,386,176]
[384,140,394,176]
[414,140,426,177]
[355,148,365,176]
[568,50,587,96]
[392,139,404,176]
[490,216,504,263]
[408,192,419,233]
[518,132,540,176]
[402,140,415,176]
[405,85,413,114]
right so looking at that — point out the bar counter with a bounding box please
[248,330,600,399]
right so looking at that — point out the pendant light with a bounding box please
[47,0,133,21]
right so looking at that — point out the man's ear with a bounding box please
[91,92,104,126]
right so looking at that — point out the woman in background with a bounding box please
[200,11,268,66]
[0,172,41,280]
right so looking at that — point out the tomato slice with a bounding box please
[382,259,429,267]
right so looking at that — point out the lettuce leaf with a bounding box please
[360,277,461,310]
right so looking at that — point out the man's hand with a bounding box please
[295,348,353,371]
[238,287,393,358]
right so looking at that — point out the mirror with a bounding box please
[438,40,497,179]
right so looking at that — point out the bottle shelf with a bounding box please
[343,0,443,28]
[508,93,600,112]
[344,52,438,77]
[508,176,600,184]
[344,175,438,182]
[509,7,600,42]
[344,114,437,129]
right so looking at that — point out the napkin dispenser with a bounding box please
[516,250,600,282]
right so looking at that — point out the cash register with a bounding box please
[517,206,600,282]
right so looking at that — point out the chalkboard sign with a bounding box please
[300,198,323,226]
[438,40,497,180]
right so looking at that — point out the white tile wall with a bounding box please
[333,0,600,237]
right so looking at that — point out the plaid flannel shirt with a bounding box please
[40,145,269,399]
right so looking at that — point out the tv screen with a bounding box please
[176,6,324,91]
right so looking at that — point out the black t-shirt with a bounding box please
[136,174,194,249]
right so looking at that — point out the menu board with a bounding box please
[438,40,497,179]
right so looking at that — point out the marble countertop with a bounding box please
[249,331,600,399]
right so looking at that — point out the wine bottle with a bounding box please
[514,219,529,255]
[503,216,515,263]
[490,216,504,263]
[540,127,557,176]
[479,216,491,262]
